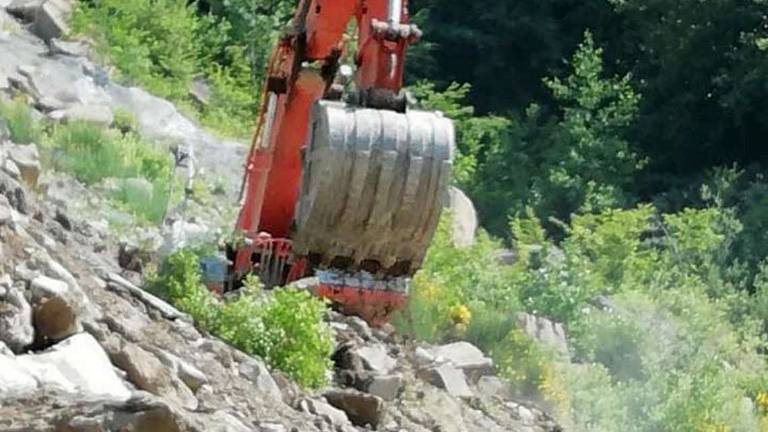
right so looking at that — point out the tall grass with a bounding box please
[0,98,42,144]
[43,121,173,224]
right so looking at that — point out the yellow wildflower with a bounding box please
[450,304,472,325]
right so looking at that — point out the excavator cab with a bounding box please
[226,0,455,324]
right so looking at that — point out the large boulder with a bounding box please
[353,343,397,374]
[33,0,73,41]
[111,342,198,410]
[419,363,474,398]
[365,373,403,401]
[428,341,494,381]
[0,278,34,353]
[29,275,82,342]
[6,0,44,21]
[448,187,478,248]
[298,397,352,428]
[323,389,384,428]
[0,333,132,402]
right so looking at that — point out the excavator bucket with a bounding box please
[292,100,455,277]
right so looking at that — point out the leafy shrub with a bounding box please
[494,329,554,398]
[411,200,768,430]
[113,108,139,134]
[0,98,42,144]
[71,0,286,137]
[153,249,221,332]
[73,0,199,102]
[153,251,333,388]
[395,213,520,345]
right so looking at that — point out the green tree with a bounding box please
[534,30,643,220]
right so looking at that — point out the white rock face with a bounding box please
[30,274,69,298]
[0,355,37,398]
[448,187,478,248]
[1,333,132,402]
[429,341,493,371]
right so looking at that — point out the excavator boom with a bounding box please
[228,0,454,323]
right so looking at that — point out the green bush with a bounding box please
[0,98,42,144]
[409,201,768,430]
[394,213,520,345]
[72,0,199,102]
[71,0,284,138]
[153,251,334,389]
[153,249,221,332]
[43,121,173,223]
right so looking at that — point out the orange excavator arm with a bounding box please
[228,0,453,324]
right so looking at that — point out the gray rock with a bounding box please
[154,350,208,392]
[103,307,151,342]
[366,373,402,401]
[258,422,287,432]
[49,103,114,127]
[6,0,44,21]
[420,363,473,398]
[354,343,397,374]
[476,376,512,400]
[516,312,569,359]
[272,370,301,406]
[448,187,478,247]
[32,0,72,41]
[429,341,494,380]
[111,342,198,410]
[238,357,282,401]
[323,389,384,428]
[299,397,351,427]
[346,316,373,340]
[7,143,40,188]
[0,281,34,353]
[0,341,12,356]
[30,274,67,298]
[3,158,20,180]
[0,194,12,225]
[1,333,131,402]
[106,273,189,321]
[49,37,89,57]
[202,411,252,432]
[414,346,435,367]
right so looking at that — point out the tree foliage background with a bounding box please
[408,0,768,237]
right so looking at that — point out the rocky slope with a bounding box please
[0,2,562,431]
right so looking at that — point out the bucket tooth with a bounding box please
[293,100,455,275]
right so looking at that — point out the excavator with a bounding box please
[206,0,455,324]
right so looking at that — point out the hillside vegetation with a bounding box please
[62,0,768,430]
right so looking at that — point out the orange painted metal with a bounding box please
[232,0,420,322]
[315,284,408,327]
